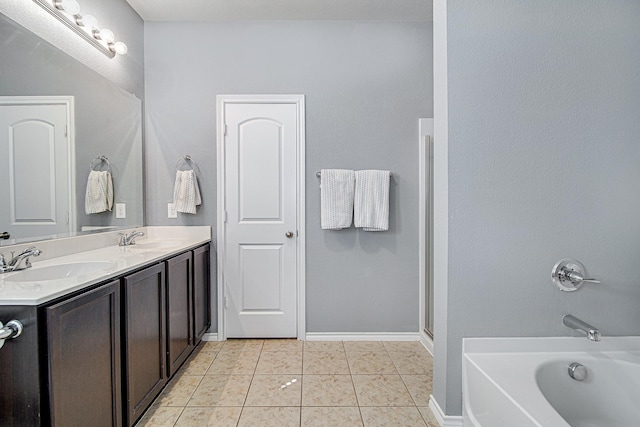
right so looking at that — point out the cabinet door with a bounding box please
[123,264,166,426]
[166,252,193,377]
[46,280,121,427]
[193,244,211,344]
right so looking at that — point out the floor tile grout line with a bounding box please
[238,343,260,417]
[343,341,366,426]
[398,371,421,410]
[170,406,185,427]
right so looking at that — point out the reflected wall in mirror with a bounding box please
[0,12,143,246]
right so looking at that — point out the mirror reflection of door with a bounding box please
[0,96,75,240]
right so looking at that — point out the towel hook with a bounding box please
[89,155,110,172]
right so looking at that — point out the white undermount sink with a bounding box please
[3,261,116,283]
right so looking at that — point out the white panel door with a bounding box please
[0,102,71,240]
[224,102,299,338]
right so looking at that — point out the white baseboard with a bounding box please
[208,331,426,344]
[305,332,420,341]
[429,396,464,427]
[201,333,219,341]
[419,330,434,356]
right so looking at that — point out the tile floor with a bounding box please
[136,339,438,427]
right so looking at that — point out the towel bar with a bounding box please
[315,170,392,178]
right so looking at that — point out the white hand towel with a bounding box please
[354,170,390,231]
[85,170,113,214]
[321,169,355,230]
[173,170,202,214]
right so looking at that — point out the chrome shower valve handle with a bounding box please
[552,259,600,292]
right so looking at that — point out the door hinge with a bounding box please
[224,295,228,309]
[223,124,227,136]
[64,125,68,137]
[224,210,228,223]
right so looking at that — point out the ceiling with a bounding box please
[124,0,432,22]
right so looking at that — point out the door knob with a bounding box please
[285,231,294,238]
[0,232,9,240]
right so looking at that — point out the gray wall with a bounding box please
[144,21,433,333]
[435,0,640,415]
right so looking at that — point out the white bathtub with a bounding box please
[462,337,640,427]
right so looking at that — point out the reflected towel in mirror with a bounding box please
[85,170,113,214]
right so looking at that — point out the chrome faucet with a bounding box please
[563,314,601,342]
[118,231,145,246]
[0,246,42,273]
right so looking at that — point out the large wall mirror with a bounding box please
[0,12,143,246]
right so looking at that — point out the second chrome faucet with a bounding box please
[118,231,145,246]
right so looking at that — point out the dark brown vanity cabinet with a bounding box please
[193,244,211,344]
[46,280,122,427]
[166,251,194,377]
[122,264,166,426]
[0,243,211,427]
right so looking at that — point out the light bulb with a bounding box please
[95,28,115,43]
[111,41,128,55]
[54,0,80,16]
[76,14,98,30]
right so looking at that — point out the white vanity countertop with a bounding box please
[0,226,211,306]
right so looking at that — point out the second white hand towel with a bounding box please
[321,169,355,230]
[354,170,390,231]
[173,170,202,214]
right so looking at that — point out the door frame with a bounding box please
[418,118,434,354]
[216,94,306,341]
[0,95,76,235]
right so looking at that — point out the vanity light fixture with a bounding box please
[33,0,127,59]
[94,28,115,43]
[54,0,80,16]
[75,13,97,30]
[111,41,128,55]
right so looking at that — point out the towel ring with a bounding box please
[176,155,200,174]
[90,155,110,172]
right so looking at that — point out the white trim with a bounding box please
[216,97,225,341]
[433,0,450,416]
[419,330,434,356]
[296,97,306,340]
[216,94,306,341]
[0,95,76,235]
[305,332,420,341]
[429,396,464,427]
[201,333,218,342]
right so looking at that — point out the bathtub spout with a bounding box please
[563,314,601,342]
